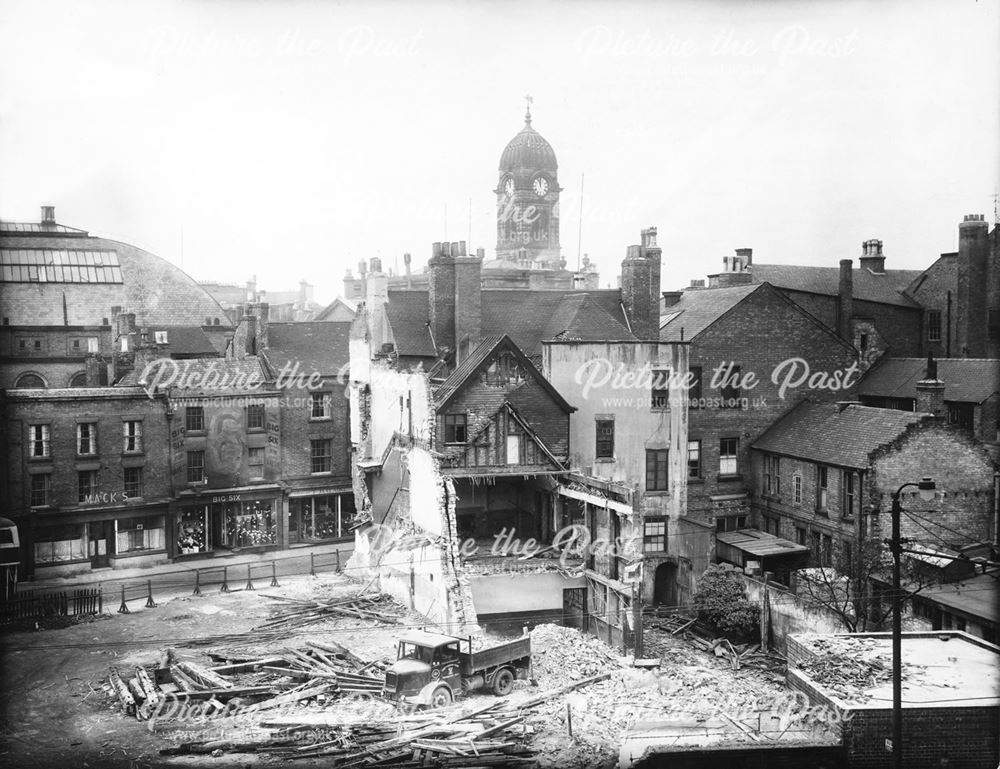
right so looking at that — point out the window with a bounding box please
[30,474,51,507]
[795,526,807,546]
[793,474,802,505]
[859,333,868,353]
[719,438,738,476]
[69,372,88,387]
[927,310,942,342]
[506,432,522,465]
[34,523,87,564]
[116,516,165,553]
[763,454,780,496]
[762,515,779,535]
[651,369,669,410]
[78,470,99,503]
[645,449,668,491]
[816,466,829,512]
[311,439,332,473]
[687,440,701,479]
[687,366,703,407]
[187,451,205,483]
[123,420,142,453]
[77,423,97,455]
[643,517,666,552]
[15,372,46,388]
[720,365,742,408]
[185,406,205,432]
[249,447,265,480]
[124,467,143,498]
[947,402,974,431]
[29,424,50,458]
[444,414,467,443]
[246,403,265,431]
[821,534,833,567]
[310,392,332,419]
[716,515,747,533]
[595,419,615,459]
[842,471,857,518]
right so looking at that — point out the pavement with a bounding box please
[21,540,357,596]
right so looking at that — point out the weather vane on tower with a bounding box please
[524,94,533,125]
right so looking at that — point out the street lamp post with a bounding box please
[889,476,936,769]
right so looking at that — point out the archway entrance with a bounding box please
[653,562,678,607]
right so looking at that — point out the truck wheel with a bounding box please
[429,685,453,709]
[492,668,514,696]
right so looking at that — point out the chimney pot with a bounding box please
[403,252,412,265]
[370,257,382,273]
[41,206,56,224]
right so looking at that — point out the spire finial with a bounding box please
[524,94,533,125]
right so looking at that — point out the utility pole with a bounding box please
[889,477,935,769]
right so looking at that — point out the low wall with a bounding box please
[741,574,845,654]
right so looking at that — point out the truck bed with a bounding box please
[461,636,531,675]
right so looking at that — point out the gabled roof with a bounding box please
[312,296,357,321]
[434,334,574,414]
[385,288,634,360]
[750,264,923,308]
[659,283,760,342]
[265,321,351,375]
[752,402,930,469]
[858,358,1000,404]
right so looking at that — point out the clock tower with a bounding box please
[495,102,563,268]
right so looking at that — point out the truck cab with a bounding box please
[382,630,464,708]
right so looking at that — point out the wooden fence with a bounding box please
[0,587,102,624]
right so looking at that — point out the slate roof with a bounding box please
[916,572,998,624]
[659,283,760,342]
[752,402,930,469]
[146,326,218,357]
[858,358,1000,404]
[119,357,272,396]
[265,321,352,376]
[750,264,923,308]
[386,288,634,359]
[0,231,232,327]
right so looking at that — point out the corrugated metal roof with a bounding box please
[716,528,809,557]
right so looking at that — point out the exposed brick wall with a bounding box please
[278,378,352,485]
[687,284,858,526]
[957,217,990,358]
[906,254,958,359]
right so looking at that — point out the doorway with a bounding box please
[653,562,677,607]
[562,587,586,630]
[89,521,111,568]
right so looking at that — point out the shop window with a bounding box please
[311,439,332,473]
[29,424,50,458]
[185,406,205,432]
[223,499,277,548]
[124,467,143,499]
[30,473,51,507]
[643,517,666,552]
[115,516,165,553]
[248,447,265,480]
[246,403,265,431]
[123,420,143,453]
[291,493,356,541]
[687,440,701,479]
[646,449,668,491]
[178,508,209,553]
[77,422,97,455]
[34,523,87,564]
[595,419,615,459]
[719,437,738,476]
[187,450,205,483]
[444,414,467,443]
[310,392,332,420]
[78,470,98,503]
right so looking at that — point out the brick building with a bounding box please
[660,282,860,539]
[0,207,232,390]
[751,401,997,573]
[1,386,172,578]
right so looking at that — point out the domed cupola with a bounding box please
[495,101,562,269]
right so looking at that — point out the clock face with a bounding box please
[503,178,514,197]
[533,177,549,197]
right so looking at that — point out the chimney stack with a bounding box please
[915,354,945,418]
[662,290,682,308]
[367,259,389,351]
[956,214,989,357]
[41,206,56,225]
[859,239,886,273]
[708,249,754,287]
[838,259,853,342]
[453,243,482,362]
[428,241,457,353]
[621,236,655,340]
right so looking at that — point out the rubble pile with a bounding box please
[528,624,620,683]
[797,635,925,703]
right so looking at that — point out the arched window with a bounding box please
[14,373,46,388]
[69,372,88,387]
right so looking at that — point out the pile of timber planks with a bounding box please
[254,593,404,632]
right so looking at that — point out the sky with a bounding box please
[1,0,997,304]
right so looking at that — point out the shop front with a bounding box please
[173,486,284,558]
[287,486,356,544]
